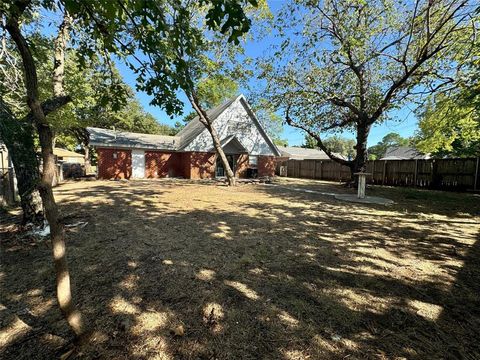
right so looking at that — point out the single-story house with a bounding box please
[279,146,347,161]
[380,146,430,160]
[54,147,85,164]
[88,95,281,180]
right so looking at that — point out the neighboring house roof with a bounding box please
[380,146,430,160]
[279,146,347,160]
[87,94,280,156]
[54,147,84,158]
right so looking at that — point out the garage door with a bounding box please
[132,150,145,178]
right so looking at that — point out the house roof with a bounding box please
[214,135,248,154]
[381,146,430,160]
[88,127,179,150]
[54,147,84,158]
[279,146,347,160]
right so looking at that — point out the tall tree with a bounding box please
[414,41,480,157]
[368,132,410,160]
[0,28,43,224]
[261,0,476,180]
[414,94,480,158]
[3,4,85,337]
[2,0,258,342]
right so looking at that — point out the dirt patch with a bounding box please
[1,178,479,359]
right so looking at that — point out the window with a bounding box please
[249,155,258,167]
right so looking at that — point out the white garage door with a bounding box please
[131,150,145,178]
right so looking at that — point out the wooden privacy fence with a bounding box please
[276,157,480,191]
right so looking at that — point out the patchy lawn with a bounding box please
[1,179,479,359]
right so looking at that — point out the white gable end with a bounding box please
[183,97,278,155]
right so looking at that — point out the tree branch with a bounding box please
[285,105,352,167]
[23,96,72,123]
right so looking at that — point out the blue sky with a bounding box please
[115,1,420,147]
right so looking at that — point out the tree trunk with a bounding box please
[188,94,236,186]
[83,145,91,174]
[37,123,84,337]
[207,123,236,186]
[350,121,371,183]
[0,107,44,225]
[6,9,85,338]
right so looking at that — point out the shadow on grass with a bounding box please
[0,180,479,359]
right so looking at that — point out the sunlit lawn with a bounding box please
[1,178,479,359]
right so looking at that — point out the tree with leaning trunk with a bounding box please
[261,0,476,180]
[0,21,44,225]
[3,2,85,337]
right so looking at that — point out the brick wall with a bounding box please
[189,152,216,179]
[236,154,249,178]
[258,155,276,177]
[96,148,274,180]
[97,148,132,179]
[145,151,183,178]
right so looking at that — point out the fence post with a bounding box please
[414,159,418,187]
[474,157,479,191]
[320,161,323,180]
[371,160,375,183]
[431,159,437,188]
[382,160,387,185]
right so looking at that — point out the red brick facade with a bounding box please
[235,154,249,178]
[186,152,216,179]
[97,149,274,180]
[97,148,132,179]
[145,151,183,178]
[258,155,276,177]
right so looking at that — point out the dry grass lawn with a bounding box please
[1,178,479,359]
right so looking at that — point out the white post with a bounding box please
[354,172,371,199]
[357,174,366,199]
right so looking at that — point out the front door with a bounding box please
[131,150,145,178]
[216,155,235,177]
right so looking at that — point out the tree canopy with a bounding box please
[260,0,477,178]
[414,42,480,158]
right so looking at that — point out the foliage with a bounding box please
[323,136,356,159]
[58,0,259,117]
[196,75,239,109]
[1,33,173,152]
[181,74,239,124]
[260,0,477,176]
[302,135,317,149]
[251,98,287,147]
[414,49,480,158]
[368,132,410,160]
[414,97,480,158]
